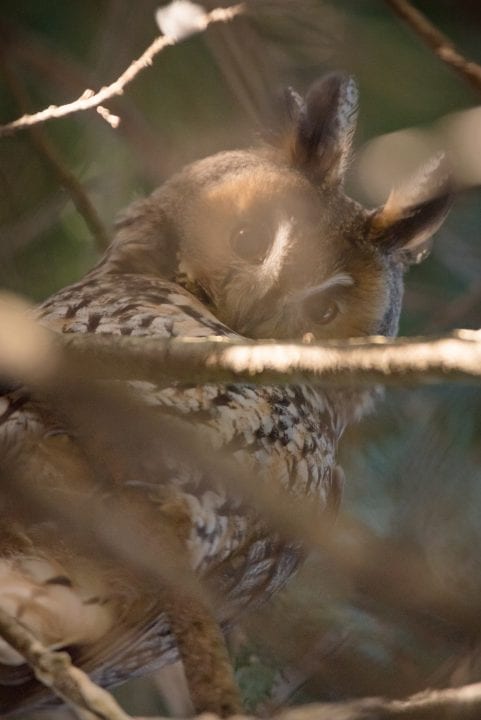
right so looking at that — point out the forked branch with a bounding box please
[0,3,244,137]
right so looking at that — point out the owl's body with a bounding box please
[0,272,341,712]
[0,73,450,714]
[35,271,339,574]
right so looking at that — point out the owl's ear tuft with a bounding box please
[284,72,359,185]
[367,153,453,264]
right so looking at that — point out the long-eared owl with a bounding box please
[0,73,450,714]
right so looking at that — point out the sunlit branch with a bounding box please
[56,330,481,388]
[0,293,479,389]
[0,4,244,137]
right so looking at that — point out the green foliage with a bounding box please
[235,645,278,712]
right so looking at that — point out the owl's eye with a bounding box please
[230,223,271,263]
[303,294,339,325]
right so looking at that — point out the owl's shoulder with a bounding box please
[36,273,231,339]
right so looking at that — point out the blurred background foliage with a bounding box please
[1,0,481,714]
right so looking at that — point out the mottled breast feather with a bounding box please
[0,271,341,709]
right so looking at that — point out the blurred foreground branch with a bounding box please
[273,681,481,719]
[0,3,244,137]
[2,301,481,719]
[0,293,480,389]
[161,590,242,716]
[55,329,481,388]
[385,0,481,96]
[3,589,481,720]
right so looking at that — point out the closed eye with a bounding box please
[293,273,354,326]
[230,222,272,263]
[303,293,339,325]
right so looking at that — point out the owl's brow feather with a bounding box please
[289,272,354,305]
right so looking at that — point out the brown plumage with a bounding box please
[0,73,451,715]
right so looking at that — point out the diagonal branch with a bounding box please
[0,4,245,137]
[0,55,110,251]
[385,0,481,96]
[0,606,130,720]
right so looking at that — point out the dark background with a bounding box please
[1,0,480,713]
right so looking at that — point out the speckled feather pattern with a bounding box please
[37,272,339,573]
[0,271,341,709]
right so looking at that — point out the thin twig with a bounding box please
[2,20,177,182]
[385,0,481,96]
[0,606,130,720]
[0,4,245,137]
[0,56,110,250]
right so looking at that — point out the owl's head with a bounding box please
[106,73,451,340]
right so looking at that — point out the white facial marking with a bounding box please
[258,220,292,284]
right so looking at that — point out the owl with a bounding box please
[0,73,450,715]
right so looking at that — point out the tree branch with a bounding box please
[55,330,481,389]
[0,606,130,720]
[4,586,481,720]
[0,293,479,390]
[0,3,244,137]
[2,316,481,719]
[0,54,110,251]
[385,0,481,96]
[161,589,242,717]
[275,681,481,719]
